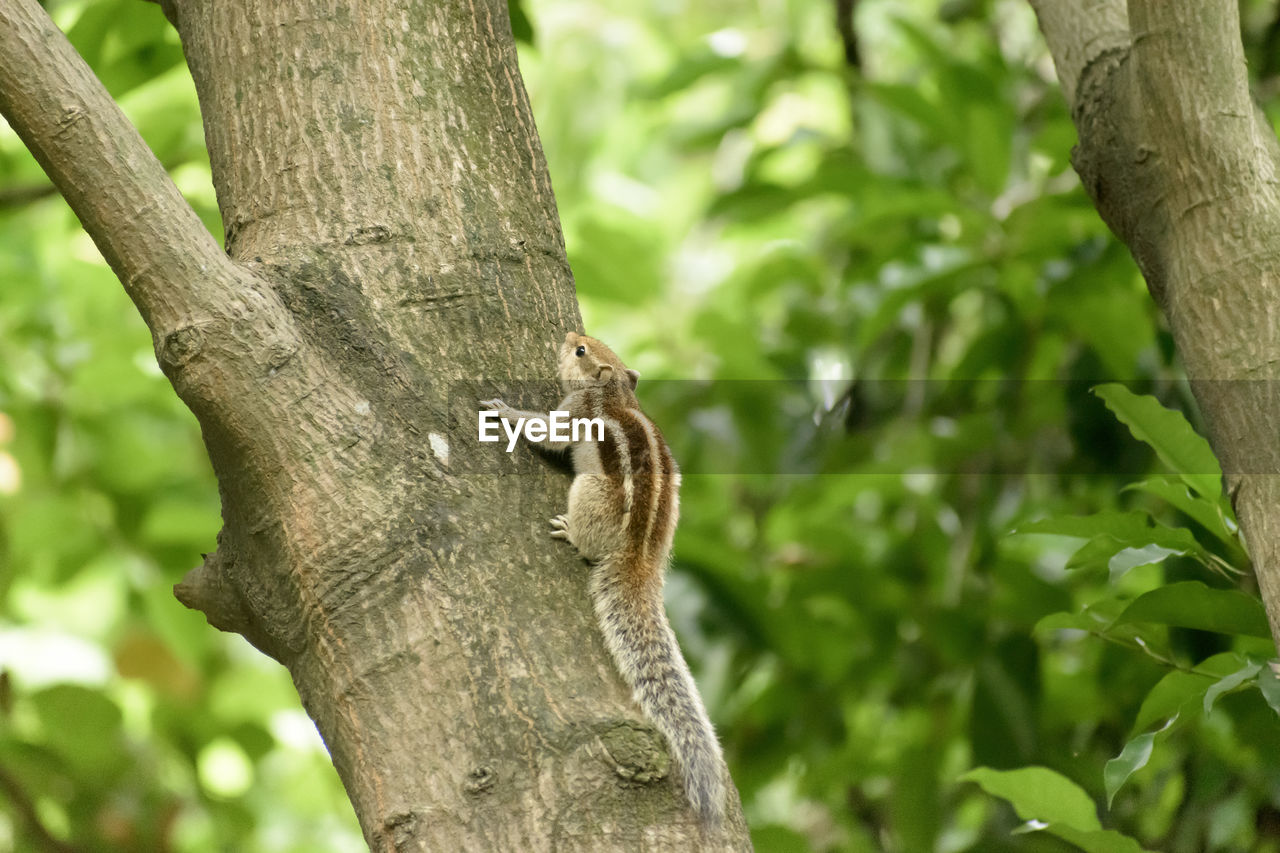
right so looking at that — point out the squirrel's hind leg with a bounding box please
[558,474,625,562]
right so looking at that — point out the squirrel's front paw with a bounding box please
[482,398,519,421]
[549,514,571,541]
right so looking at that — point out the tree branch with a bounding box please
[0,0,237,339]
[1031,0,1280,646]
[835,0,860,69]
[1126,0,1280,230]
[1028,0,1128,107]
[1135,0,1278,170]
[175,550,281,662]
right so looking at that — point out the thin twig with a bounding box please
[834,0,860,68]
[0,182,56,208]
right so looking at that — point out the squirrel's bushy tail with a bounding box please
[590,565,726,826]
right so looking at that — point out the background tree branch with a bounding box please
[834,0,861,69]
[1032,0,1280,645]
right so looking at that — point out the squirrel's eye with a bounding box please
[575,345,586,357]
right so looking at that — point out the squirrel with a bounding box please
[482,330,727,826]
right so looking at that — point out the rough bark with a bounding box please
[1030,0,1280,647]
[0,0,751,848]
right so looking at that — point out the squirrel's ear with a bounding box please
[626,369,640,389]
[596,364,614,383]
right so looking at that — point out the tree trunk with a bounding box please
[1030,0,1280,647]
[0,0,751,848]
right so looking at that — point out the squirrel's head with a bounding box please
[558,331,640,393]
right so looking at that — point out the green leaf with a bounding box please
[139,497,220,547]
[1093,384,1222,500]
[1036,610,1107,634]
[1046,262,1156,377]
[1049,825,1157,853]
[1036,597,1132,638]
[567,213,663,307]
[1258,661,1280,716]
[964,766,1155,853]
[864,82,947,137]
[1125,477,1239,553]
[969,641,1039,768]
[1107,544,1184,579]
[1104,731,1155,807]
[507,0,534,44]
[1016,511,1154,541]
[1017,511,1206,575]
[31,685,123,776]
[889,744,941,852]
[962,766,1100,831]
[749,825,813,851]
[1063,538,1141,575]
[1203,661,1262,717]
[1105,714,1184,806]
[1130,653,1240,734]
[1115,581,1271,639]
[964,102,1012,196]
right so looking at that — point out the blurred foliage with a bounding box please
[2,0,1280,851]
